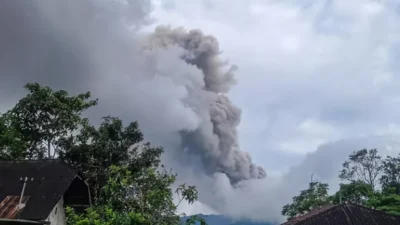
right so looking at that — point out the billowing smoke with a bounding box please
[0,0,265,185]
[144,26,266,182]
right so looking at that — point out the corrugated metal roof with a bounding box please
[0,196,29,219]
[282,204,336,225]
[0,160,79,220]
[281,203,400,225]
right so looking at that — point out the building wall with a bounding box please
[45,198,66,225]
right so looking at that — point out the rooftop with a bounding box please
[281,203,400,225]
[0,160,80,221]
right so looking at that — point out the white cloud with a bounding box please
[375,123,400,136]
[279,119,341,154]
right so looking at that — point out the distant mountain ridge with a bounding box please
[181,214,277,225]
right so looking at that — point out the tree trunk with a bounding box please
[48,140,51,158]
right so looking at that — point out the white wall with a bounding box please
[46,198,66,225]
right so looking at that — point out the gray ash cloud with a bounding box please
[0,0,265,184]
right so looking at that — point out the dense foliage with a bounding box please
[282,148,400,220]
[0,83,206,225]
[281,181,330,219]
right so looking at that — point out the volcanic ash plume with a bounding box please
[0,0,265,184]
[145,26,267,183]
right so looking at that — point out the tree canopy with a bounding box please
[0,83,206,225]
[339,148,383,191]
[282,181,330,219]
[282,148,400,220]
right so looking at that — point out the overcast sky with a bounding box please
[145,1,400,220]
[146,0,400,176]
[1,0,400,222]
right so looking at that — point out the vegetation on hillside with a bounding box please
[0,83,206,225]
[282,148,400,220]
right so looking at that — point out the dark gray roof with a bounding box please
[0,160,79,221]
[282,203,400,225]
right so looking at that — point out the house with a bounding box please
[0,160,91,225]
[281,203,400,225]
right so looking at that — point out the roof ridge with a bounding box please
[285,203,400,225]
[345,202,400,219]
[0,158,84,220]
[283,204,338,225]
[56,159,79,175]
[0,159,79,178]
[0,159,59,162]
[291,204,348,225]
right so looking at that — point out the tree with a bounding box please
[66,165,204,225]
[0,115,30,160]
[66,206,149,225]
[60,117,206,224]
[0,83,97,159]
[365,189,400,216]
[339,148,383,191]
[283,148,400,222]
[281,181,330,219]
[59,116,152,200]
[56,114,205,224]
[331,180,373,205]
[380,154,400,194]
